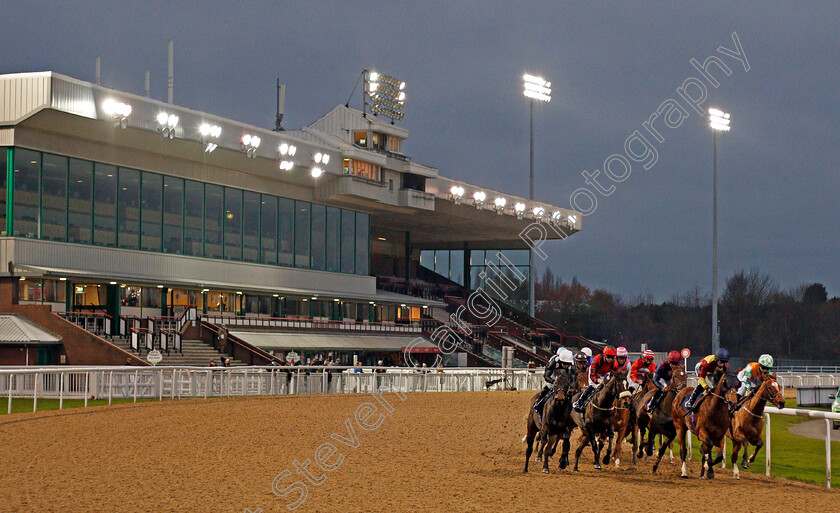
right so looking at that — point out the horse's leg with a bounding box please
[573,432,588,472]
[748,438,763,466]
[636,424,646,459]
[652,425,676,474]
[717,438,726,469]
[535,430,544,463]
[589,427,602,470]
[559,435,571,469]
[677,424,689,478]
[603,431,614,465]
[613,427,624,468]
[542,433,558,474]
[730,439,742,480]
[525,420,537,472]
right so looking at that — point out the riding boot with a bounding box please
[646,390,663,412]
[684,385,704,414]
[573,385,594,413]
[532,386,549,419]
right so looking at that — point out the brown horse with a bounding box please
[630,372,658,460]
[524,371,575,473]
[636,366,688,464]
[605,385,635,468]
[672,370,735,479]
[723,374,785,479]
[572,371,629,471]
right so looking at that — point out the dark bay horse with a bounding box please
[672,370,735,479]
[572,371,628,471]
[524,371,575,473]
[630,373,658,460]
[645,366,688,472]
[723,374,785,479]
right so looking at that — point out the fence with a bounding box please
[199,313,423,333]
[763,406,840,488]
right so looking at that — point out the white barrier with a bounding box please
[764,406,840,488]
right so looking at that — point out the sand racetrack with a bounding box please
[1,391,837,512]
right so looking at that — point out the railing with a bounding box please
[763,406,840,488]
[129,328,154,353]
[159,329,182,354]
[0,366,544,412]
[56,311,112,337]
[119,315,142,338]
[200,313,423,333]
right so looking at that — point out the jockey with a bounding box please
[629,349,655,391]
[581,347,593,364]
[613,346,630,374]
[736,354,774,399]
[685,348,730,413]
[646,350,682,411]
[573,351,589,382]
[572,345,616,412]
[532,348,575,419]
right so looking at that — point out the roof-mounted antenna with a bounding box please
[274,78,285,131]
[167,40,174,104]
[95,57,101,85]
[345,70,364,111]
[144,71,150,98]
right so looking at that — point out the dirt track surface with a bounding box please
[0,391,837,512]
[790,419,840,441]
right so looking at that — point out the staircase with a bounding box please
[108,336,247,367]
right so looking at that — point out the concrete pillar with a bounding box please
[160,287,169,316]
[105,283,120,335]
[65,280,73,312]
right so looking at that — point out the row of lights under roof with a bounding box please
[101,98,331,179]
[449,185,577,225]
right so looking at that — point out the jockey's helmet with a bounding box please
[758,354,774,371]
[715,348,730,363]
[642,349,654,360]
[667,350,681,363]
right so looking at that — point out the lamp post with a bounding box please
[708,107,731,354]
[523,74,551,318]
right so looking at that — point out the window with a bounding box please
[204,184,223,258]
[435,250,449,280]
[118,168,140,249]
[41,154,67,241]
[163,176,183,254]
[140,172,162,251]
[401,173,425,192]
[449,250,464,285]
[294,201,310,268]
[243,191,260,263]
[224,188,242,260]
[68,159,92,244]
[355,213,369,276]
[310,204,325,271]
[346,159,381,182]
[353,131,368,148]
[93,164,117,246]
[326,207,340,272]
[371,132,387,151]
[260,195,277,265]
[184,180,204,256]
[388,136,403,154]
[13,149,40,238]
[341,210,355,274]
[0,149,6,234]
[278,198,294,266]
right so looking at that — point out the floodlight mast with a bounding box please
[708,107,731,355]
[522,73,551,318]
[362,69,406,124]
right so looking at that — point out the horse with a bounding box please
[524,371,575,473]
[646,366,688,472]
[571,371,629,471]
[604,382,635,468]
[671,369,736,479]
[721,373,785,479]
[630,372,658,460]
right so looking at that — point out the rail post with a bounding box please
[158,369,164,401]
[108,371,113,405]
[84,372,89,408]
[133,370,138,403]
[765,413,771,477]
[205,370,210,399]
[826,418,832,489]
[59,372,64,410]
[33,373,38,412]
[8,375,13,414]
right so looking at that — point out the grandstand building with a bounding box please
[0,71,580,367]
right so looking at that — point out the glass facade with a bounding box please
[421,248,530,298]
[3,148,370,276]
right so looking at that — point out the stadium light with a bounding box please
[551,210,563,224]
[311,167,323,178]
[494,197,507,214]
[523,72,551,318]
[449,185,465,205]
[473,190,486,209]
[156,112,179,139]
[365,69,406,122]
[102,99,132,129]
[532,206,545,220]
[514,202,526,219]
[708,107,732,355]
[241,134,260,158]
[278,142,297,170]
[200,123,221,153]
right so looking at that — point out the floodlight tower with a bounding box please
[708,107,731,355]
[523,74,551,318]
[364,70,406,124]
